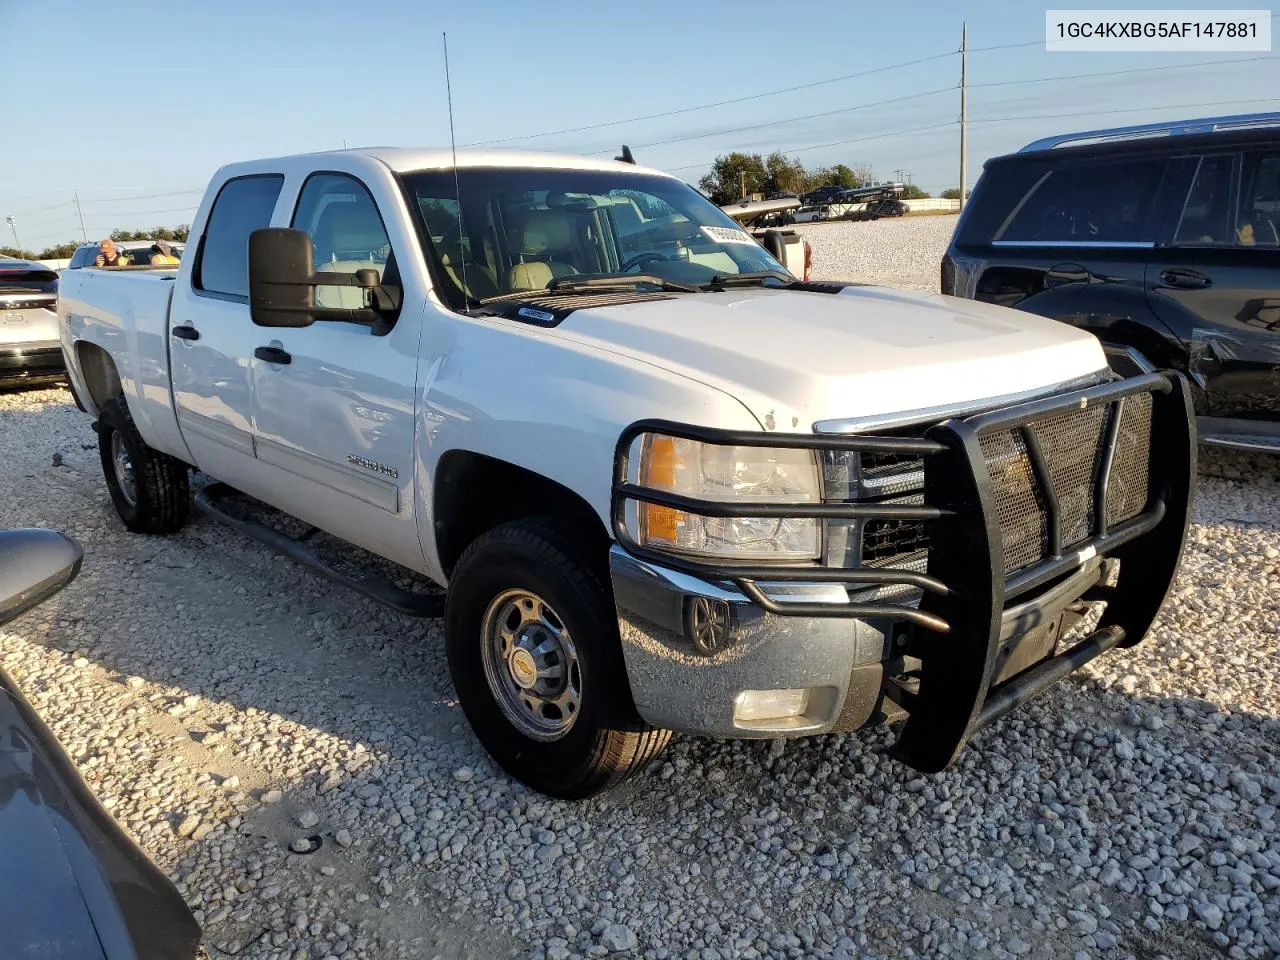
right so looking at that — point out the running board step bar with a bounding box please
[194,482,444,618]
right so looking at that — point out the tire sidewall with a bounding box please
[98,400,146,528]
[445,532,626,794]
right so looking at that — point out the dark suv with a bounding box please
[943,112,1280,453]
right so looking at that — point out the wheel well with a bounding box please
[433,451,610,577]
[74,341,123,413]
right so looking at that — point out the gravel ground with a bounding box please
[2,216,1278,960]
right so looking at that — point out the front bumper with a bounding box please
[0,342,65,386]
[610,372,1196,772]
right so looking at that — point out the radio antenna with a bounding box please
[442,32,469,313]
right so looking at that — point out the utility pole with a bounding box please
[73,190,88,242]
[959,21,968,211]
[739,169,747,200]
[5,215,20,250]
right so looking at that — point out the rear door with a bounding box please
[1147,148,1280,424]
[979,156,1168,352]
[170,174,284,475]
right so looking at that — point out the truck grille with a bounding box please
[852,391,1153,576]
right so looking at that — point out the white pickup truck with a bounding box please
[59,147,1195,798]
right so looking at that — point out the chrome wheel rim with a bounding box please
[111,432,137,507]
[480,589,581,741]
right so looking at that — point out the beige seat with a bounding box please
[312,202,389,309]
[507,212,578,292]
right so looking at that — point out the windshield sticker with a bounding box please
[700,225,757,246]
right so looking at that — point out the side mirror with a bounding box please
[0,529,83,628]
[248,228,382,328]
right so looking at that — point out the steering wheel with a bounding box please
[620,251,675,272]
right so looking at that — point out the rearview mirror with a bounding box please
[248,228,381,328]
[0,529,83,627]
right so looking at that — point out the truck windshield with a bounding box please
[399,167,791,306]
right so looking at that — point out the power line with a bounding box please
[973,96,1280,127]
[614,86,956,153]
[80,188,205,204]
[666,120,956,173]
[970,54,1277,91]
[465,49,959,147]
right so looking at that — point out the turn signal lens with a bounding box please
[640,436,681,542]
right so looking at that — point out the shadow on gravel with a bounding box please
[3,400,1278,959]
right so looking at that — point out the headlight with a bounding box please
[625,433,821,561]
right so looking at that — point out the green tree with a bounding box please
[939,187,970,200]
[38,242,81,259]
[763,152,806,195]
[901,185,931,200]
[699,152,767,205]
[0,246,37,260]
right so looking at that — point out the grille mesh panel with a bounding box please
[979,429,1047,572]
[1107,393,1153,527]
[851,389,1155,578]
[1028,404,1109,548]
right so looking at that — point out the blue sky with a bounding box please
[1,0,1276,249]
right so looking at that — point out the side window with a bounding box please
[1002,159,1165,244]
[291,173,391,278]
[1237,152,1280,247]
[1174,155,1236,245]
[194,175,284,299]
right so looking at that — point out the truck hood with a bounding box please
[546,286,1108,429]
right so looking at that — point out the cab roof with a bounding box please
[264,146,677,180]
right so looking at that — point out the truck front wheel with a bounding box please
[445,519,671,799]
[97,398,190,534]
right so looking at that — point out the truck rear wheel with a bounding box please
[97,397,190,534]
[445,518,671,799]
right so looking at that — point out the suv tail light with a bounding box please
[803,240,813,281]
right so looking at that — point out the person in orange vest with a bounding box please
[149,240,180,265]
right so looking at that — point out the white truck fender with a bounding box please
[413,312,762,583]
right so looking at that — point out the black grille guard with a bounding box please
[612,371,1197,771]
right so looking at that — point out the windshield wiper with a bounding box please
[478,274,698,304]
[547,273,700,294]
[704,270,793,291]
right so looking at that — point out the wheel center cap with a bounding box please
[509,648,538,689]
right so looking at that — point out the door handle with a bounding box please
[253,346,292,365]
[1045,263,1089,289]
[171,325,200,341]
[1160,268,1212,290]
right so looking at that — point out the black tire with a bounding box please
[97,397,190,534]
[445,518,671,799]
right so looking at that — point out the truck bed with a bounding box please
[58,267,188,460]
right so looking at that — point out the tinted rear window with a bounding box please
[195,175,284,298]
[0,266,58,293]
[1001,159,1165,244]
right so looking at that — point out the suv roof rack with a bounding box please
[1019,111,1280,153]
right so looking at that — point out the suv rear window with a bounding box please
[1001,159,1165,244]
[0,265,58,293]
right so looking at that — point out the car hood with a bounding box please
[0,671,201,960]
[545,285,1108,429]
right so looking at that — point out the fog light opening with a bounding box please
[734,688,810,723]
